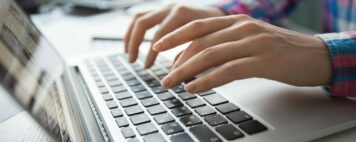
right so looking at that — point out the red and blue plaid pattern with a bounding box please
[216,0,356,96]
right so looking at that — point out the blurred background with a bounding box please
[16,0,323,33]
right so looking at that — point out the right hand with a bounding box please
[124,4,225,68]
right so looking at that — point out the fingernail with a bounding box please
[185,83,196,92]
[153,42,163,51]
[162,76,171,88]
[144,63,150,69]
[129,55,134,63]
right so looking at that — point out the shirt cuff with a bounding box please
[316,32,356,97]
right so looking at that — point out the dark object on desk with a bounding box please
[65,6,112,16]
[56,0,143,10]
[16,0,47,14]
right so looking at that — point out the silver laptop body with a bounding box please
[1,0,356,141]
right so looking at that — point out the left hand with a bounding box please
[152,15,332,93]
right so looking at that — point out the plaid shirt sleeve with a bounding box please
[317,32,356,97]
[216,0,300,24]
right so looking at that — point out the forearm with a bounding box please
[317,31,356,97]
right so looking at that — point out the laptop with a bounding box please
[1,0,356,141]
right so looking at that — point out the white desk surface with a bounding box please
[1,1,356,141]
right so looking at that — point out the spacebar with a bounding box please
[189,125,222,142]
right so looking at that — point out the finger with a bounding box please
[145,6,200,68]
[162,40,253,88]
[144,49,159,68]
[153,15,238,51]
[124,11,149,53]
[128,7,171,63]
[173,22,258,69]
[185,57,260,93]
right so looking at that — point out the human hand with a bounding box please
[153,15,332,93]
[124,5,225,68]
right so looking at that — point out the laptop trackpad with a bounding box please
[215,78,356,140]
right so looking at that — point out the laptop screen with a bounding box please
[0,0,70,140]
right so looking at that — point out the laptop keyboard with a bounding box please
[85,54,267,142]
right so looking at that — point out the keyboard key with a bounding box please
[152,86,168,94]
[106,100,118,109]
[111,85,127,93]
[143,133,165,142]
[216,124,244,140]
[171,106,192,117]
[186,98,205,108]
[130,113,151,125]
[152,69,167,76]
[96,81,105,87]
[171,85,185,93]
[215,103,240,114]
[161,122,184,135]
[115,65,127,71]
[135,91,153,99]
[150,65,161,71]
[107,80,122,87]
[118,70,131,76]
[124,105,144,116]
[92,75,101,82]
[195,106,216,116]
[99,87,109,94]
[170,133,194,142]
[178,92,197,100]
[102,72,113,76]
[147,105,167,115]
[116,117,129,127]
[127,79,141,86]
[131,85,146,93]
[205,115,227,126]
[133,67,144,72]
[128,138,139,142]
[102,93,113,101]
[115,91,132,100]
[153,113,175,124]
[239,120,267,135]
[137,70,149,77]
[120,98,138,107]
[203,94,228,106]
[157,92,175,101]
[111,59,122,65]
[180,115,202,127]
[121,127,136,138]
[111,108,123,117]
[104,75,118,81]
[227,111,252,124]
[146,80,161,88]
[198,90,215,96]
[130,63,141,69]
[164,99,183,109]
[123,74,136,81]
[136,123,158,135]
[189,125,222,142]
[103,72,114,77]
[141,97,159,107]
[141,75,155,82]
